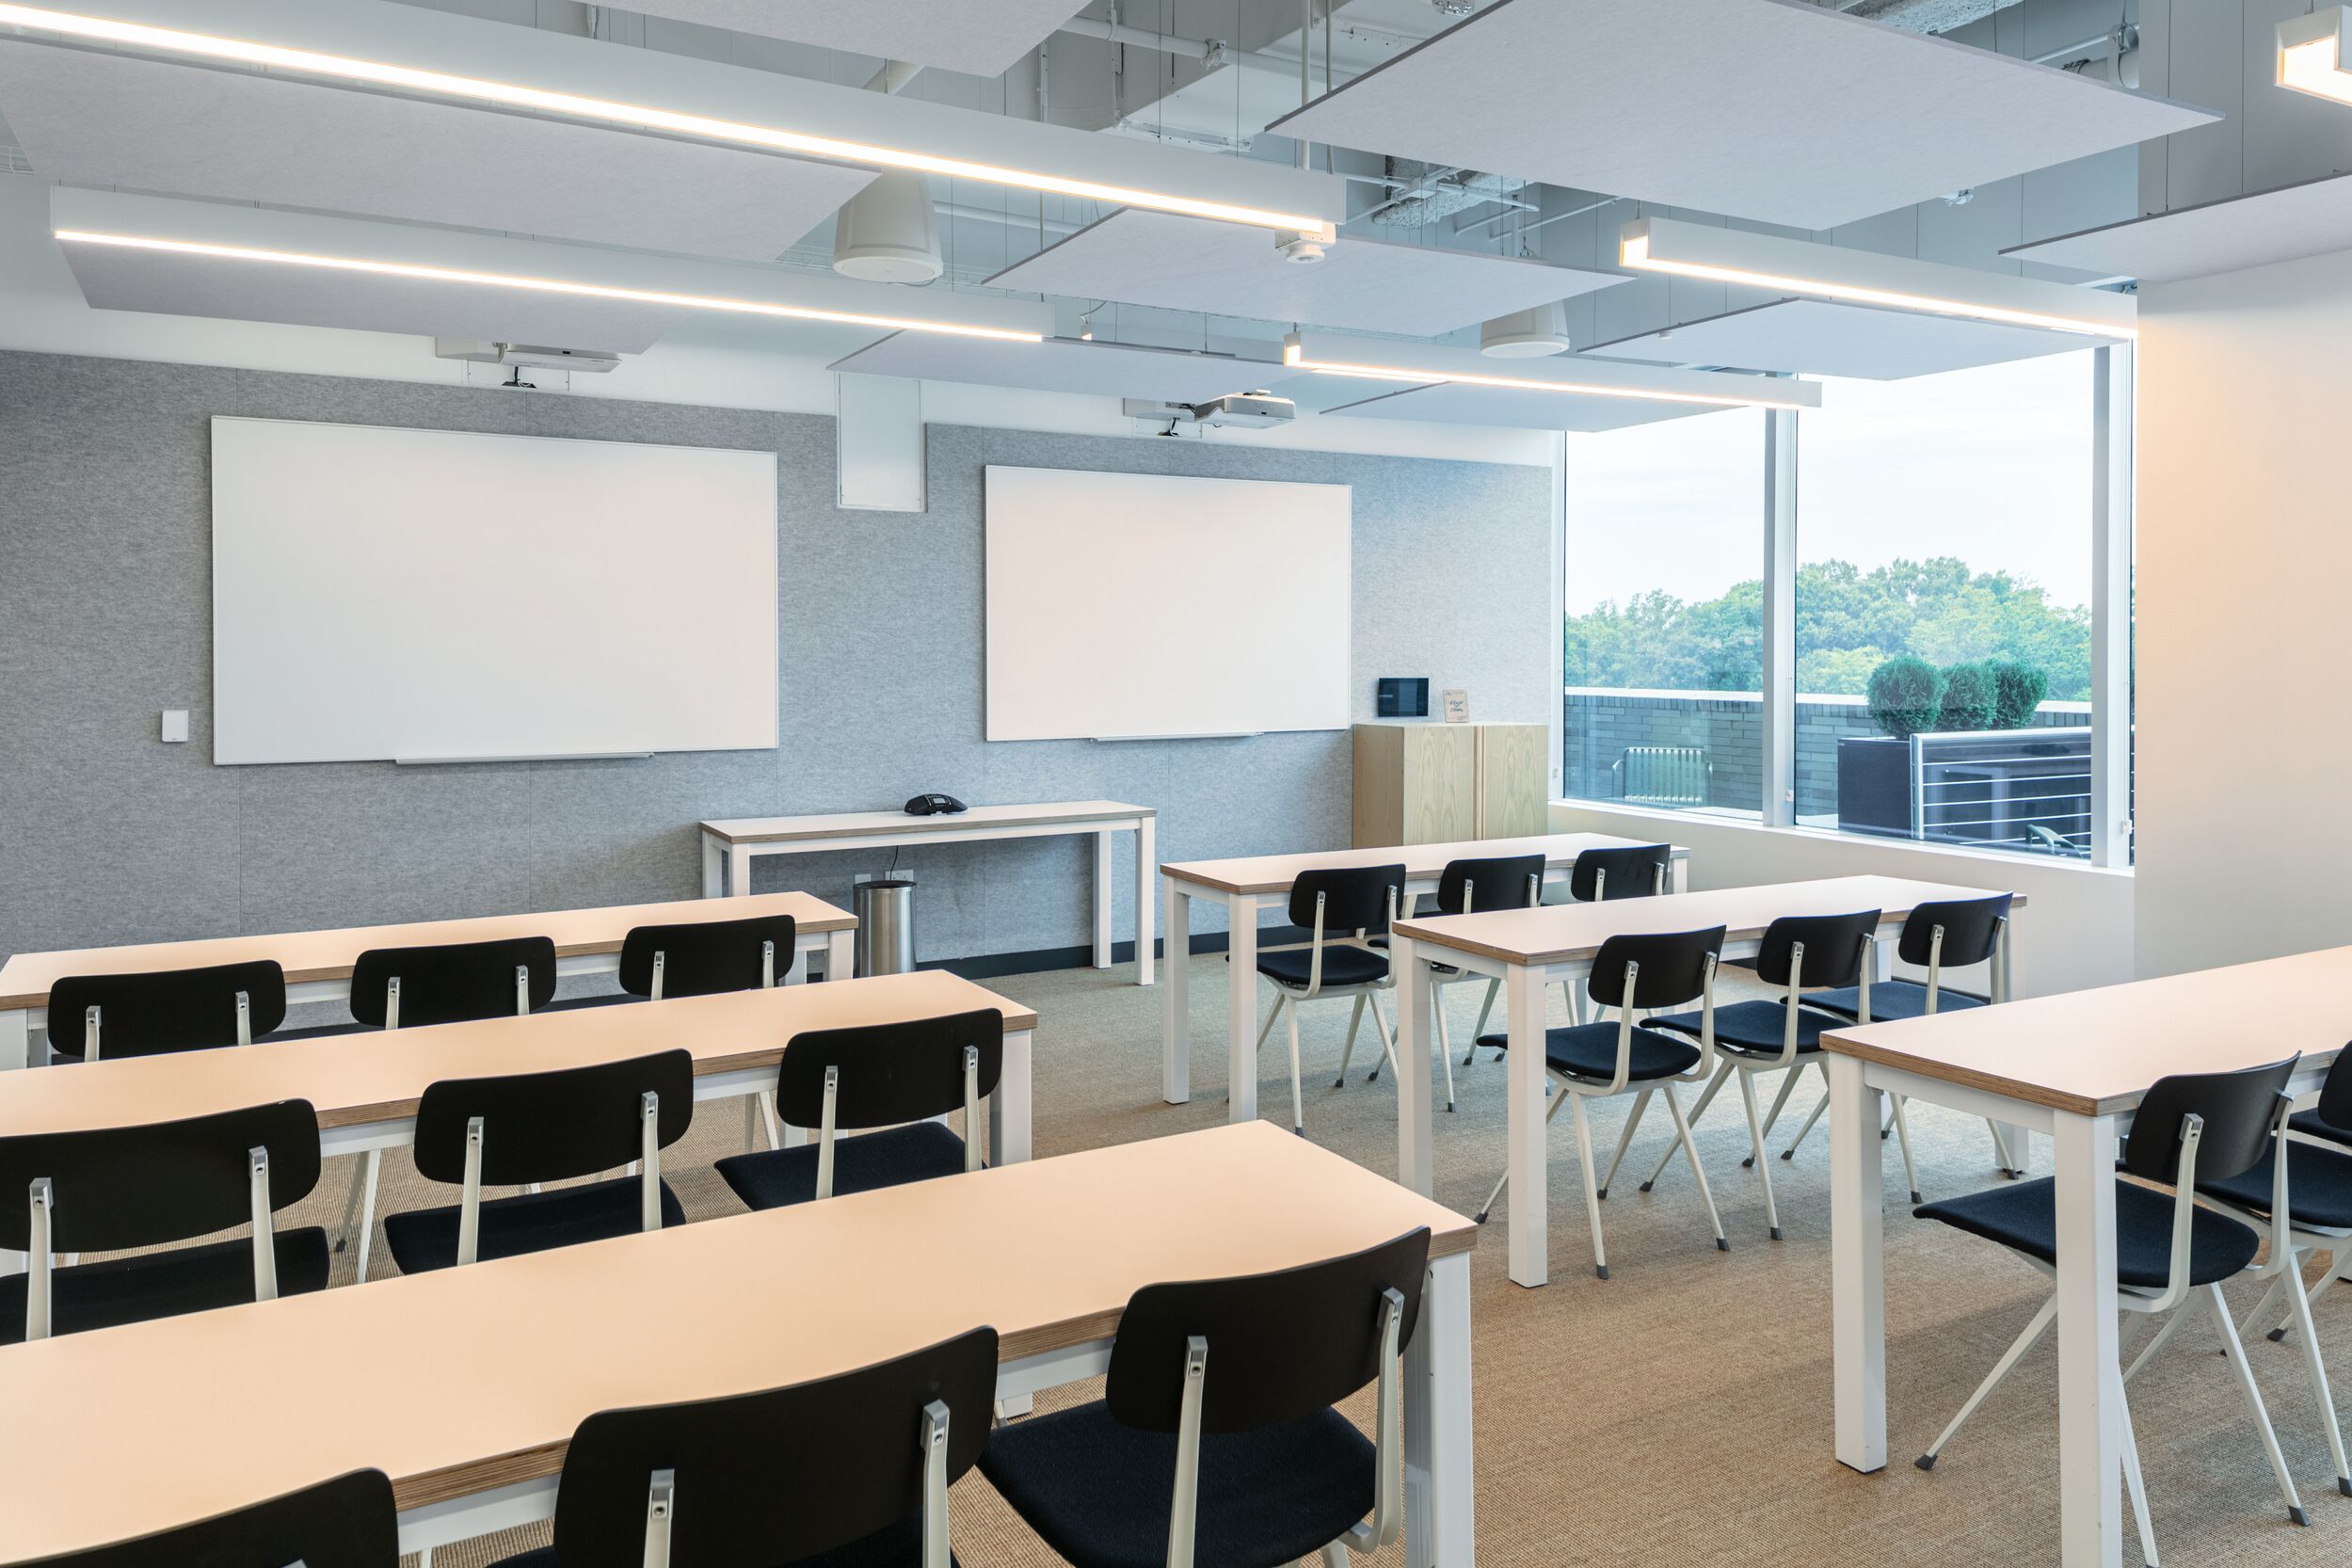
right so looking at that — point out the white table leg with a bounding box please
[1394,938,1435,1197]
[1831,1052,1887,1472]
[1225,892,1262,1125]
[825,929,855,984]
[1671,855,1689,894]
[1092,829,1114,970]
[1504,960,1548,1288]
[2053,1110,2125,1568]
[1162,880,1192,1104]
[1135,817,1156,987]
[727,843,753,898]
[0,1008,25,1072]
[1406,1249,1475,1568]
[783,940,811,985]
[699,833,724,899]
[989,1029,1034,1166]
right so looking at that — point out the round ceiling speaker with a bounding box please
[831,172,943,284]
[1273,229,1329,264]
[1479,301,1572,358]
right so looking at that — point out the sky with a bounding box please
[1560,348,2098,615]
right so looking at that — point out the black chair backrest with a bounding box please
[1752,910,1881,991]
[1436,854,1546,916]
[349,936,557,1028]
[412,1051,694,1187]
[2318,1045,2352,1131]
[1895,894,2012,968]
[1288,864,1408,936]
[25,1469,399,1568]
[45,961,288,1061]
[548,1327,999,1568]
[1587,927,1726,1013]
[0,1100,321,1254]
[774,1009,1004,1131]
[1568,844,1672,903]
[2122,1056,2299,1187]
[1106,1228,1430,1435]
[617,914,798,1000]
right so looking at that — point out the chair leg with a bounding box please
[1918,1296,2057,1468]
[2123,1302,2196,1385]
[1431,988,1458,1113]
[1286,1000,1306,1136]
[1466,978,1499,1065]
[2120,1386,2160,1568]
[760,1092,782,1151]
[1320,1542,1352,1568]
[1642,1059,1731,1192]
[1364,990,1400,1084]
[1569,1092,1608,1279]
[2270,1250,2345,1343]
[352,1149,380,1285]
[1987,1118,2019,1178]
[1256,991,1286,1053]
[1334,994,1368,1088]
[1755,1060,1808,1151]
[2204,1283,2308,1525]
[1737,1068,1783,1240]
[1475,1082,1571,1224]
[1890,1096,1922,1205]
[1782,1086,1832,1162]
[1661,1081,1728,1253]
[2279,1243,2352,1496]
[1597,1088,1654,1200]
[332,1155,368,1253]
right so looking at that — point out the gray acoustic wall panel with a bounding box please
[616,0,1083,77]
[1583,298,2101,378]
[1271,0,2216,231]
[986,210,1627,336]
[0,350,1552,971]
[0,43,872,263]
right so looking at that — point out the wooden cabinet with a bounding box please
[1352,721,1548,846]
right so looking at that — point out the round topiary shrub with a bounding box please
[1937,660,1996,731]
[1866,655,1945,739]
[1989,659,2049,730]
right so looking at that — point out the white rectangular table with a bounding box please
[1388,874,2024,1288]
[701,802,1156,983]
[0,891,854,1074]
[1821,949,2349,1568]
[1159,833,1689,1118]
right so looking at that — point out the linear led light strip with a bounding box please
[1278,338,1815,412]
[2280,8,2352,104]
[53,229,1046,342]
[0,3,1333,237]
[1619,229,2131,339]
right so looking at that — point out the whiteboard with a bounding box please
[211,418,777,764]
[984,466,1351,742]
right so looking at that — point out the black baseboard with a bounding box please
[920,932,1237,982]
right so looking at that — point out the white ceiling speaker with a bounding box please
[1479,301,1571,358]
[832,172,944,284]
[1273,229,1329,264]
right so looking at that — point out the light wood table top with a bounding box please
[1392,875,2022,968]
[1161,833,1690,897]
[0,892,853,1012]
[1825,945,2352,1116]
[0,970,1033,1138]
[703,801,1153,844]
[0,1122,1473,1560]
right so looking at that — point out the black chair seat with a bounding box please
[1647,998,1844,1055]
[1252,946,1390,989]
[1473,1021,1702,1083]
[1805,982,1988,1023]
[2200,1139,2352,1230]
[489,1506,953,1568]
[1916,1176,2260,1289]
[981,1400,1372,1568]
[381,1178,684,1275]
[716,1122,968,1213]
[2291,1110,2352,1150]
[0,1226,328,1344]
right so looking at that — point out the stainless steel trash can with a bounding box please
[853,877,916,977]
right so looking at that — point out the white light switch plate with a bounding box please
[160,710,190,744]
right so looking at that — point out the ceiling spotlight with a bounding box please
[831,172,942,284]
[1274,230,1329,264]
[1479,301,1571,358]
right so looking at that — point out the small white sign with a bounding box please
[1442,688,1470,724]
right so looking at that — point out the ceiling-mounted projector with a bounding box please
[433,339,623,373]
[833,171,944,283]
[1479,301,1571,358]
[1273,229,1328,264]
[1124,390,1297,430]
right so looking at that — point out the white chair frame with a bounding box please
[1251,887,1401,1136]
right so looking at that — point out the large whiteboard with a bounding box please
[211,418,777,764]
[984,466,1351,742]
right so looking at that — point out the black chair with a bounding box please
[2259,1048,2352,1337]
[379,1051,692,1274]
[1236,864,1405,1136]
[715,1010,1002,1213]
[25,1468,398,1568]
[1568,842,1673,903]
[487,1327,998,1568]
[981,1229,1428,1568]
[1641,909,1880,1238]
[338,935,560,1280]
[1471,928,1728,1278]
[45,960,287,1063]
[1912,1057,2308,1559]
[1782,893,2015,1189]
[0,1100,328,1344]
[620,912,799,1153]
[1410,855,1545,1103]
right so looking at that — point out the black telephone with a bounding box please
[904,793,968,816]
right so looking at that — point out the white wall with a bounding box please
[1548,800,2137,998]
[2133,245,2352,974]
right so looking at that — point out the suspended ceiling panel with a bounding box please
[1583,298,2109,378]
[986,210,1624,336]
[615,0,1089,78]
[1269,0,2216,231]
[2004,173,2352,284]
[0,42,872,264]
[829,333,1280,403]
[1323,379,1705,433]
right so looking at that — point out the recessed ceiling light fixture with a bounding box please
[1619,216,2136,339]
[2279,8,2352,105]
[0,0,1340,240]
[1281,330,1820,411]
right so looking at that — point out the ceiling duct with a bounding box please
[1368,160,1524,227]
[831,171,943,283]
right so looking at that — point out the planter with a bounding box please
[1836,735,1911,838]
